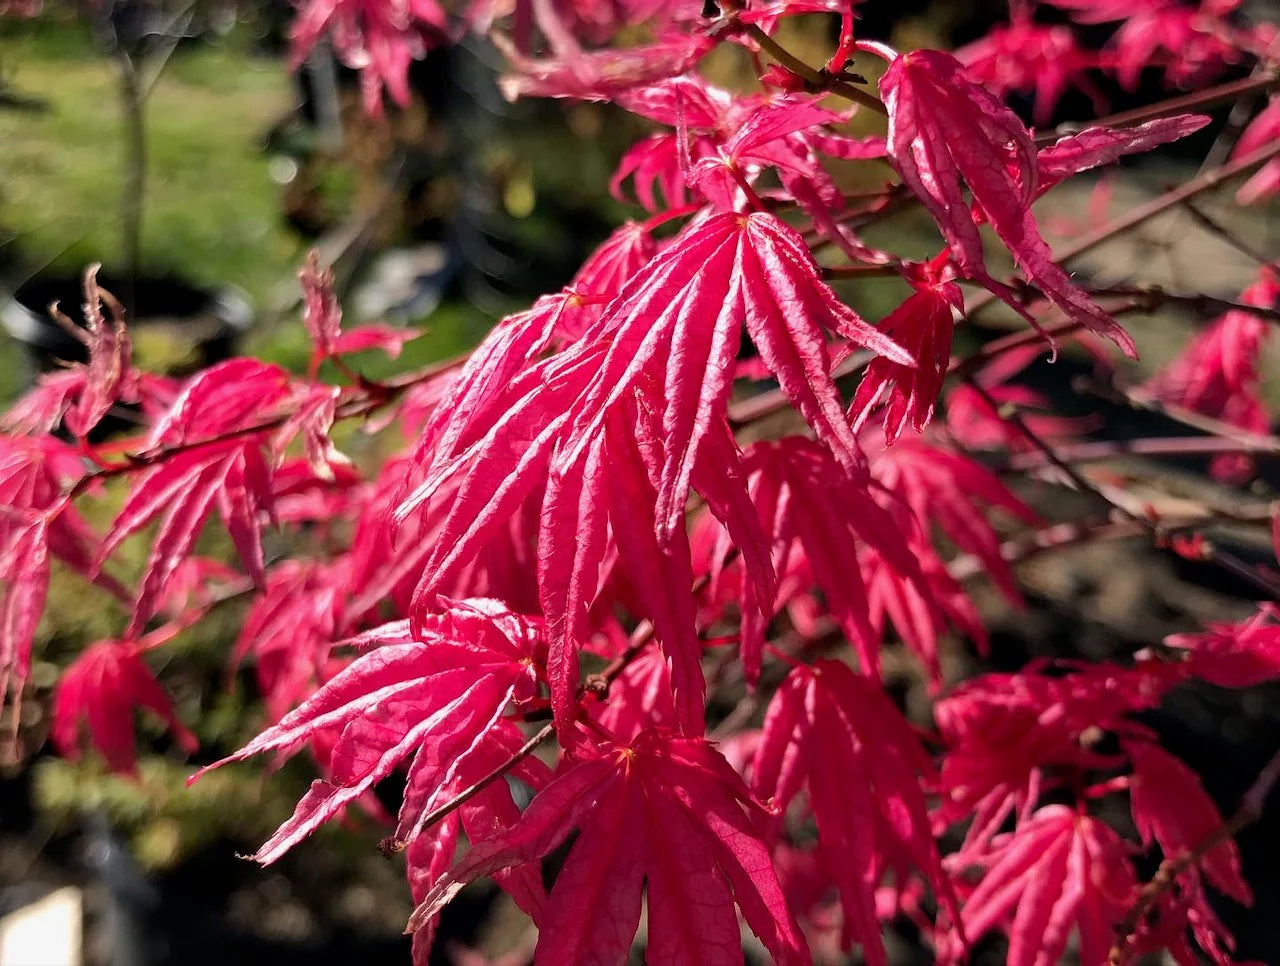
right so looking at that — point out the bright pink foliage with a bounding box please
[52,639,197,774]
[406,727,811,966]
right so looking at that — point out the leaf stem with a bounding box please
[742,24,888,116]
[380,721,557,856]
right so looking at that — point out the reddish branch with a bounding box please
[962,377,1280,602]
[1035,71,1280,146]
[741,23,888,116]
[1003,434,1280,470]
[62,350,469,502]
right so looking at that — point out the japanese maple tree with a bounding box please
[7,0,1280,963]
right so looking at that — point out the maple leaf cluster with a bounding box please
[7,1,1280,964]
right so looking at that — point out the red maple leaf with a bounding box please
[868,437,1040,603]
[1036,115,1210,196]
[1126,739,1249,903]
[0,436,125,709]
[51,638,197,774]
[193,598,546,864]
[1146,266,1276,483]
[0,509,48,713]
[859,508,988,684]
[957,19,1102,125]
[1105,2,1245,91]
[230,559,347,721]
[98,359,292,634]
[288,0,449,114]
[851,273,964,443]
[1235,96,1280,204]
[2,268,157,438]
[880,49,1137,356]
[397,211,907,731]
[300,252,421,378]
[732,437,930,682]
[753,660,959,965]
[934,660,1186,834]
[495,30,714,102]
[408,727,812,966]
[1163,603,1280,688]
[948,805,1137,966]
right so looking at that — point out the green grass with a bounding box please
[0,17,306,310]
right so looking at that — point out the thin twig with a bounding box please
[1196,64,1273,173]
[1002,434,1280,471]
[380,721,557,857]
[1033,72,1280,147]
[962,377,1280,602]
[742,24,887,116]
[947,519,1148,582]
[1177,199,1276,267]
[1077,284,1280,324]
[1078,376,1280,454]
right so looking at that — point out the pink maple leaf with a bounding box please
[934,660,1187,834]
[868,437,1040,603]
[0,436,125,710]
[1164,603,1280,687]
[687,97,848,211]
[851,273,964,442]
[407,727,812,966]
[860,518,988,684]
[397,211,907,730]
[0,509,48,715]
[194,598,547,865]
[495,30,714,102]
[957,20,1102,125]
[944,343,1099,452]
[3,268,141,438]
[1036,114,1211,196]
[880,49,1137,356]
[731,437,930,682]
[300,252,421,377]
[288,0,450,115]
[98,359,292,635]
[1234,97,1280,204]
[948,805,1137,966]
[231,559,347,722]
[753,660,959,965]
[1126,739,1249,903]
[1106,2,1245,91]
[1146,266,1276,482]
[611,133,693,212]
[568,220,656,303]
[52,639,197,774]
